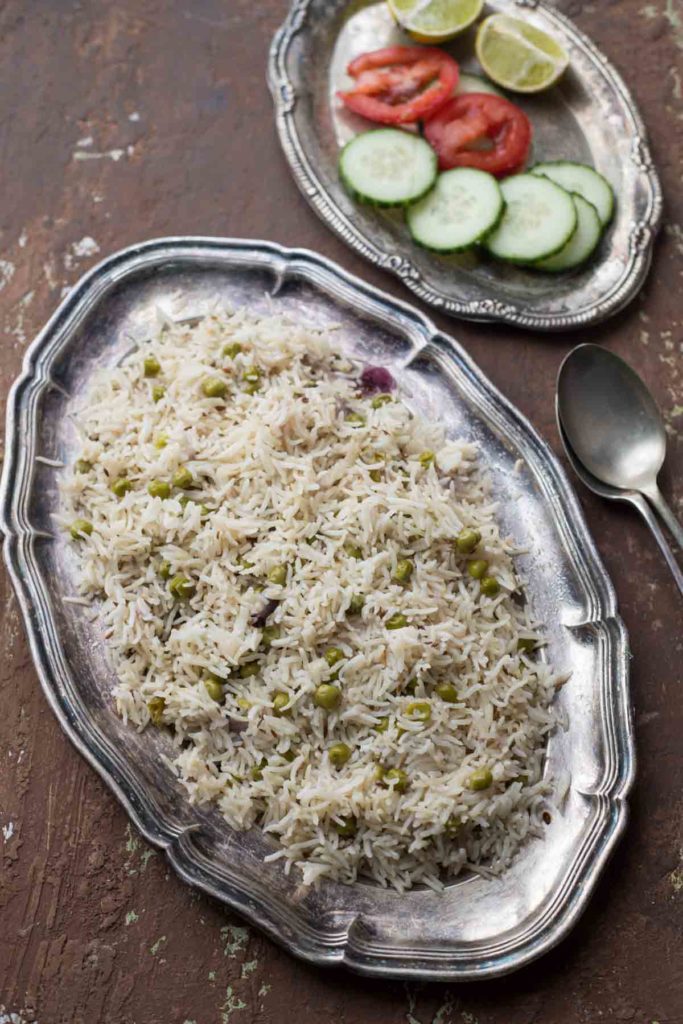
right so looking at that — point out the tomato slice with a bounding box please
[339,46,460,126]
[423,93,532,178]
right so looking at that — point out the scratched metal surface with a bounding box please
[0,1,681,1022]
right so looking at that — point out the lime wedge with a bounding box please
[389,0,484,43]
[475,14,569,93]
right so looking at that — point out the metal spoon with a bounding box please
[557,343,683,549]
[557,419,683,597]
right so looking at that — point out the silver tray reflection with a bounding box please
[0,238,634,979]
[268,0,662,330]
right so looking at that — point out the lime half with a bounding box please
[389,0,484,43]
[475,14,569,93]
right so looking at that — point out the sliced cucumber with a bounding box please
[535,194,602,272]
[483,173,577,263]
[407,168,504,253]
[531,161,615,226]
[339,129,437,207]
[456,72,504,97]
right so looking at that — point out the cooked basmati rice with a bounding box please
[58,308,561,891]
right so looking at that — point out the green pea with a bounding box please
[324,646,345,668]
[328,742,351,768]
[445,815,461,836]
[158,560,171,580]
[261,624,281,649]
[223,342,242,358]
[242,366,261,384]
[154,435,168,449]
[517,637,537,654]
[235,696,252,712]
[405,700,431,724]
[371,393,393,409]
[202,377,227,398]
[468,767,493,791]
[70,518,93,540]
[455,528,481,555]
[435,682,458,703]
[382,768,408,793]
[313,684,341,711]
[369,469,382,483]
[393,559,414,584]
[143,355,161,378]
[147,696,165,725]
[237,556,254,570]
[199,504,211,518]
[251,757,267,781]
[347,594,365,615]
[403,679,417,696]
[178,495,192,508]
[172,466,193,489]
[243,381,261,395]
[238,661,260,679]
[75,459,92,473]
[418,450,435,467]
[169,574,194,600]
[334,816,357,837]
[267,564,287,586]
[272,691,290,715]
[111,477,132,498]
[344,542,363,560]
[148,480,171,499]
[467,559,489,580]
[480,576,500,597]
[374,716,390,733]
[386,612,408,630]
[283,746,299,763]
[152,385,166,403]
[345,412,366,427]
[204,677,223,702]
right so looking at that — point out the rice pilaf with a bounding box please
[59,308,561,891]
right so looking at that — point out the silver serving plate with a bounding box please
[268,0,662,330]
[0,238,634,979]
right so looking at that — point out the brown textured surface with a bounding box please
[0,1,681,1022]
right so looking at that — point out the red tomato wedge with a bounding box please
[424,93,532,177]
[339,46,460,126]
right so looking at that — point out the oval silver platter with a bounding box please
[268,0,662,330]
[0,238,634,980]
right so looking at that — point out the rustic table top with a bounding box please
[1,1,681,1021]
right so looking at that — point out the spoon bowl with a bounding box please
[557,344,683,549]
[557,343,666,491]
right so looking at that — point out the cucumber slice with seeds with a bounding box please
[531,161,615,226]
[535,194,603,272]
[339,129,437,207]
[484,173,577,263]
[407,168,504,252]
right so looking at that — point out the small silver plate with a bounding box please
[0,238,634,979]
[268,0,662,330]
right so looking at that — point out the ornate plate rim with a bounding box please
[267,0,663,331]
[0,237,635,979]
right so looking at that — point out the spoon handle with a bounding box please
[630,493,683,596]
[641,484,683,551]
